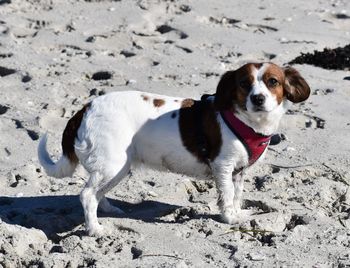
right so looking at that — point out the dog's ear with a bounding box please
[214,71,236,110]
[283,66,310,103]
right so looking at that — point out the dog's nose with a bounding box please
[250,94,265,106]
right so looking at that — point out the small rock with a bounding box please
[85,36,95,43]
[180,5,191,12]
[91,71,112,81]
[156,24,175,34]
[325,88,334,94]
[335,13,350,19]
[120,50,136,58]
[4,147,11,156]
[27,129,39,140]
[21,73,32,83]
[126,79,137,85]
[305,120,312,128]
[0,66,16,77]
[147,191,158,197]
[315,118,325,129]
[272,166,280,173]
[0,104,9,115]
[270,134,282,145]
[247,252,266,261]
[283,146,296,152]
[131,246,143,259]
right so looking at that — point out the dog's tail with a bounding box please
[38,104,89,178]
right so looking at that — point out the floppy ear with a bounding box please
[214,71,236,110]
[283,67,310,103]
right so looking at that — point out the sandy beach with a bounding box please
[1,0,350,267]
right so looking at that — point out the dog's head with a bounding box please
[214,63,310,113]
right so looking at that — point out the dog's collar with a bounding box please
[220,110,272,166]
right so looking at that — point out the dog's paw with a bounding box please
[221,206,241,224]
[221,206,254,224]
[87,224,104,237]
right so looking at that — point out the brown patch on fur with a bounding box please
[181,98,195,108]
[179,101,222,164]
[141,94,149,101]
[214,63,257,111]
[252,63,263,69]
[262,64,285,104]
[153,98,165,107]
[62,103,90,163]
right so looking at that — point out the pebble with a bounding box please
[147,191,158,197]
[283,146,296,152]
[21,73,32,83]
[91,71,112,81]
[247,252,266,261]
[131,246,143,259]
[305,120,312,128]
[126,79,137,85]
[0,104,9,115]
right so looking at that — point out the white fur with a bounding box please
[38,133,77,178]
[38,66,289,236]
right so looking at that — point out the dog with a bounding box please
[38,62,310,236]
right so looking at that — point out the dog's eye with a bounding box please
[239,80,251,89]
[267,78,279,88]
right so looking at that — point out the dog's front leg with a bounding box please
[232,171,243,213]
[214,165,240,224]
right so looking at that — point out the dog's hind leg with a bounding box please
[80,158,131,236]
[80,171,105,236]
[97,161,132,215]
[98,196,125,214]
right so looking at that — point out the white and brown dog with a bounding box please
[38,62,310,236]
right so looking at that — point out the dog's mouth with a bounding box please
[252,106,268,112]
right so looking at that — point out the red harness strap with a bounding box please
[220,110,272,166]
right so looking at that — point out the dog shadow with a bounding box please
[0,195,216,238]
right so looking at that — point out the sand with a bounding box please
[0,0,350,267]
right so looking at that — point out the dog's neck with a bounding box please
[234,104,285,136]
